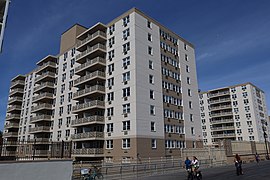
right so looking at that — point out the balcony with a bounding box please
[31,103,52,113]
[6,114,20,120]
[8,97,23,104]
[29,126,50,133]
[7,105,22,112]
[76,44,106,64]
[72,148,103,156]
[211,126,235,131]
[9,88,24,96]
[4,123,19,129]
[76,31,106,52]
[209,104,232,111]
[32,93,53,102]
[10,80,25,88]
[34,82,54,92]
[212,133,236,138]
[208,91,230,98]
[71,116,104,127]
[211,112,233,117]
[36,61,57,74]
[30,115,52,123]
[35,71,55,83]
[71,132,104,141]
[73,85,105,100]
[75,57,106,76]
[3,132,18,137]
[72,100,105,113]
[211,118,234,124]
[2,151,17,157]
[34,150,50,156]
[209,98,231,104]
[74,71,105,87]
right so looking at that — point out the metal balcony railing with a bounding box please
[34,82,54,92]
[71,116,104,126]
[74,71,105,86]
[71,132,104,140]
[72,148,103,155]
[73,85,105,99]
[72,100,104,112]
[76,31,106,48]
[75,57,106,73]
[76,44,106,61]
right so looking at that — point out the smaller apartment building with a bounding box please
[199,83,269,146]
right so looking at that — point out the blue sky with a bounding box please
[0,0,270,130]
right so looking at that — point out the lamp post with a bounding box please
[263,130,269,160]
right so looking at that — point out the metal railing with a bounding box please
[72,100,105,112]
[209,104,232,110]
[35,71,55,82]
[2,132,18,137]
[34,82,54,92]
[10,80,25,87]
[211,111,233,117]
[71,116,104,126]
[211,118,234,124]
[75,57,106,73]
[32,92,53,102]
[72,148,103,155]
[29,126,51,133]
[212,133,236,138]
[209,98,231,104]
[4,122,19,128]
[76,44,106,61]
[71,132,104,140]
[36,61,56,72]
[9,88,24,95]
[5,114,20,120]
[73,85,105,99]
[208,91,230,97]
[76,31,106,47]
[7,105,22,112]
[8,97,23,103]
[74,71,105,86]
[31,103,52,111]
[211,126,235,130]
[30,115,52,123]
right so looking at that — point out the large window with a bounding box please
[123,121,130,131]
[122,138,130,149]
[123,103,131,114]
[123,87,130,97]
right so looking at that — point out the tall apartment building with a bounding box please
[2,8,202,161]
[199,83,269,146]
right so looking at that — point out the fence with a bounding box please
[72,157,228,180]
[0,140,72,161]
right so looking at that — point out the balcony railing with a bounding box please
[6,114,20,120]
[209,105,232,110]
[8,97,23,104]
[74,71,105,86]
[32,92,53,102]
[208,91,230,98]
[36,61,57,72]
[73,85,105,99]
[35,150,50,156]
[7,105,22,112]
[4,123,19,128]
[71,132,104,140]
[71,116,104,126]
[212,133,236,138]
[211,118,234,124]
[35,72,55,82]
[29,126,50,133]
[30,115,52,123]
[75,57,106,73]
[72,100,104,112]
[34,82,54,92]
[10,88,24,95]
[72,148,103,155]
[11,80,25,87]
[76,31,106,48]
[209,98,231,104]
[211,112,233,117]
[3,132,18,137]
[31,103,52,112]
[76,44,106,61]
[211,126,235,131]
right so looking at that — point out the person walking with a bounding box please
[255,153,260,163]
[234,154,243,175]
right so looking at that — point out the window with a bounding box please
[242,92,248,98]
[67,104,72,114]
[69,81,73,90]
[123,121,130,131]
[238,137,243,141]
[247,121,252,126]
[245,106,250,112]
[109,24,115,35]
[152,139,157,149]
[187,77,191,84]
[249,136,255,141]
[60,95,64,105]
[243,99,248,104]
[123,103,130,114]
[148,46,153,55]
[123,28,130,40]
[151,122,156,132]
[184,43,187,50]
[150,90,154,99]
[123,71,130,82]
[188,89,192,96]
[123,42,130,54]
[107,92,114,102]
[123,15,130,26]
[70,69,74,79]
[108,50,115,59]
[150,105,155,115]
[148,33,152,41]
[232,94,237,99]
[58,118,62,126]
[186,65,190,73]
[149,60,153,69]
[233,101,238,106]
[147,20,152,28]
[107,123,113,132]
[123,87,130,97]
[190,114,193,122]
[62,73,66,82]
[108,77,114,87]
[185,54,188,61]
[236,122,241,127]
[65,130,70,137]
[122,56,130,67]
[108,37,115,47]
[61,84,65,93]
[71,58,75,68]
[63,63,67,71]
[107,107,114,116]
[57,131,62,139]
[237,129,242,134]
[108,63,114,74]
[234,108,239,113]
[59,107,63,116]
[68,92,72,102]
[248,128,253,133]
[189,101,193,109]
[246,113,251,119]
[122,138,130,149]
[191,127,195,135]
[106,140,113,149]
[66,117,71,126]
[149,75,154,84]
